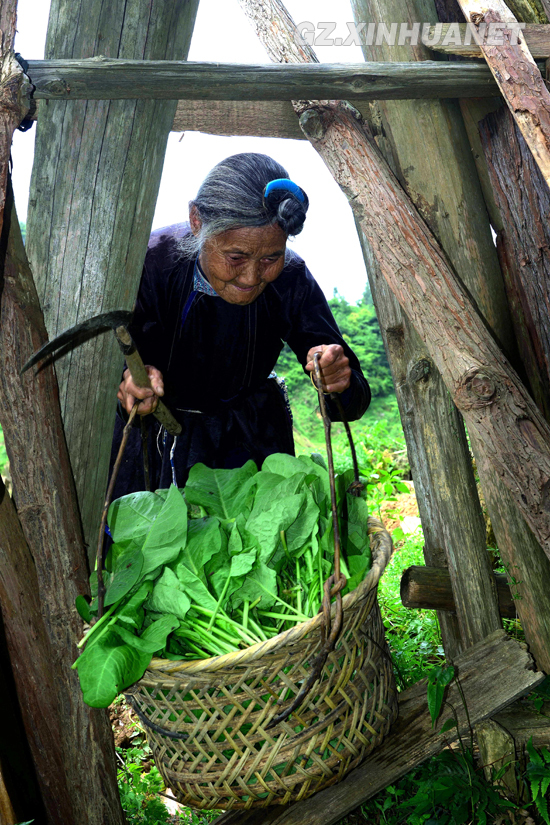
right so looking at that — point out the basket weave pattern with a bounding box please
[128,520,397,810]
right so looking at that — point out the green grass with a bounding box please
[0,427,8,477]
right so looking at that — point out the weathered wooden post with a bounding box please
[26,0,199,558]
[347,0,509,656]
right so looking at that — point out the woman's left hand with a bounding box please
[305,344,351,393]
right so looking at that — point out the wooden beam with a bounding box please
[173,100,306,137]
[212,631,544,825]
[26,57,507,100]
[454,0,550,189]
[427,22,550,56]
[0,188,125,823]
[400,565,517,617]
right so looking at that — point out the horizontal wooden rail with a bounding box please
[427,23,550,57]
[25,58,510,101]
[400,565,517,617]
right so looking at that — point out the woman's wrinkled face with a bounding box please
[194,220,288,306]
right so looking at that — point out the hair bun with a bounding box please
[263,178,309,236]
[276,197,308,236]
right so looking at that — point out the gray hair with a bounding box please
[180,153,309,258]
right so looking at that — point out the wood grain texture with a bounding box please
[480,104,550,422]
[401,565,516,616]
[0,191,124,823]
[358,231,463,659]
[349,0,505,650]
[25,57,507,100]
[455,0,550,188]
[469,433,550,671]
[428,22,550,54]
[0,479,62,824]
[26,0,199,556]
[212,631,543,825]
[439,13,550,674]
[173,99,306,137]
[494,702,550,746]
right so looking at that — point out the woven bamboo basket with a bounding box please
[125,517,397,811]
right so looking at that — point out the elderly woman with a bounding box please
[113,152,370,494]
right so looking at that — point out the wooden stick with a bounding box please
[26,57,507,101]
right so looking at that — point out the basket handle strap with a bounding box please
[268,353,351,727]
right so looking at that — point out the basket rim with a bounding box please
[143,516,393,676]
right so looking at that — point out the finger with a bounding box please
[305,345,326,371]
[318,344,343,367]
[146,366,164,396]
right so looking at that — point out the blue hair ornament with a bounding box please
[264,178,307,204]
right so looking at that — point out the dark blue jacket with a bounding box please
[111,224,370,494]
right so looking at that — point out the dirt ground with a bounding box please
[379,481,420,533]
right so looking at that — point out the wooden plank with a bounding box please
[26,57,507,100]
[213,631,544,825]
[454,0,550,189]
[456,103,550,673]
[427,22,550,56]
[0,188,125,823]
[173,99,305,137]
[401,565,516,617]
[494,703,550,747]
[26,0,199,556]
[469,434,550,671]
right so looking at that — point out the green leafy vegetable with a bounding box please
[74,454,372,707]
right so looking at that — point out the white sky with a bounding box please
[12,0,369,303]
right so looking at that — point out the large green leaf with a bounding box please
[108,491,165,547]
[148,569,192,620]
[232,561,278,609]
[285,490,320,555]
[76,634,150,708]
[141,485,187,578]
[104,546,144,606]
[114,613,179,654]
[245,492,305,564]
[345,495,371,559]
[175,562,219,612]
[177,516,223,584]
[116,581,152,629]
[262,453,307,478]
[184,461,258,518]
[252,472,307,516]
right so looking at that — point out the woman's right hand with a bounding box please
[117,366,164,416]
